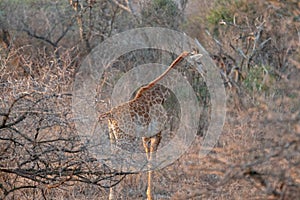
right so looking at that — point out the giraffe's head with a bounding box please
[189,49,203,61]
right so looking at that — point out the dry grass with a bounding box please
[0,0,299,199]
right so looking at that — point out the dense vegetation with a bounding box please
[0,0,299,199]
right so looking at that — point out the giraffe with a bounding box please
[98,51,191,200]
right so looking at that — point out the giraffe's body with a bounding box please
[99,51,190,200]
[100,84,168,138]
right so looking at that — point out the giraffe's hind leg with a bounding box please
[142,132,162,200]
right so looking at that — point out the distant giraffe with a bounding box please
[99,51,192,200]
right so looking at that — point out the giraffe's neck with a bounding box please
[98,51,190,122]
[134,51,189,99]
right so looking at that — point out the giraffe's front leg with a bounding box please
[142,137,152,200]
[142,132,162,200]
[142,137,151,160]
[108,119,117,200]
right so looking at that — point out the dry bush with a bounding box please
[0,0,191,199]
[178,0,300,199]
[186,0,299,92]
[0,45,135,199]
[0,0,299,199]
